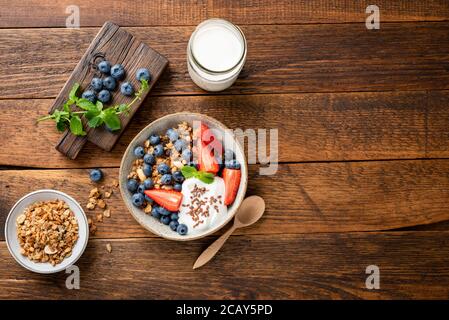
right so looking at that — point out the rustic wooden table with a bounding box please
[1,1,449,299]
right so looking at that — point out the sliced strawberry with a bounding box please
[199,141,220,174]
[144,189,183,212]
[194,122,223,155]
[222,168,241,206]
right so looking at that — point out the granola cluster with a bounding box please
[16,200,79,266]
[85,180,118,236]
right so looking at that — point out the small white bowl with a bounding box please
[4,189,89,274]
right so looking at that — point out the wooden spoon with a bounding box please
[193,196,266,269]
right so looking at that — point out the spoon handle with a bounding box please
[193,225,236,269]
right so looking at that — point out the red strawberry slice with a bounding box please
[199,141,220,174]
[144,189,183,212]
[222,168,241,206]
[194,122,223,157]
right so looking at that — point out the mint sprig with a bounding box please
[37,79,149,136]
[181,166,215,184]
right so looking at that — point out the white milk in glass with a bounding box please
[187,19,247,92]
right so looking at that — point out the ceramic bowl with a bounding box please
[119,112,248,241]
[5,189,89,273]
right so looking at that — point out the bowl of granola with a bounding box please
[119,112,248,241]
[4,190,89,273]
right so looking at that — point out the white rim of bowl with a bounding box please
[119,112,248,241]
[4,189,90,274]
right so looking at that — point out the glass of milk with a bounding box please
[187,18,247,92]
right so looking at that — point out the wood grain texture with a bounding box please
[1,23,448,99]
[51,21,167,158]
[1,161,448,240]
[0,0,448,28]
[1,91,448,168]
[1,232,449,299]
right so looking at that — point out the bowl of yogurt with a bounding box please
[119,113,248,241]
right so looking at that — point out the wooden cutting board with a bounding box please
[50,21,168,159]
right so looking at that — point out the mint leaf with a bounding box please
[84,108,101,120]
[77,98,97,111]
[69,115,86,136]
[181,165,197,178]
[88,115,104,128]
[69,83,80,101]
[96,101,103,111]
[103,109,121,131]
[56,119,67,132]
[197,171,215,184]
[63,102,70,113]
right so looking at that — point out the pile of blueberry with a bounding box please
[81,59,151,105]
[126,128,192,236]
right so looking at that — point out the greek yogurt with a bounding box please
[178,176,227,236]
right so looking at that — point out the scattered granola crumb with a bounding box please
[96,213,103,222]
[97,199,106,209]
[103,209,111,218]
[112,180,119,187]
[104,190,112,198]
[106,243,112,253]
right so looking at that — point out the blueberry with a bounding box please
[149,134,160,145]
[182,149,193,161]
[120,82,134,96]
[89,169,103,182]
[174,139,187,152]
[98,60,111,74]
[166,128,179,142]
[224,149,235,161]
[136,68,151,82]
[160,174,173,185]
[102,76,117,91]
[172,171,184,183]
[143,163,152,177]
[153,144,164,157]
[160,215,171,225]
[143,178,154,189]
[169,220,179,231]
[151,206,161,219]
[170,213,179,221]
[82,90,96,103]
[143,153,155,165]
[90,77,103,91]
[159,207,171,216]
[174,183,182,191]
[177,224,188,235]
[132,193,145,207]
[225,159,241,169]
[110,64,125,80]
[134,146,145,158]
[144,194,154,204]
[127,179,138,192]
[157,163,170,174]
[137,184,145,194]
[97,89,111,103]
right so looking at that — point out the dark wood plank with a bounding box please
[1,231,449,299]
[1,91,449,168]
[210,0,449,25]
[0,0,207,28]
[1,161,448,240]
[1,0,448,28]
[0,23,448,99]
